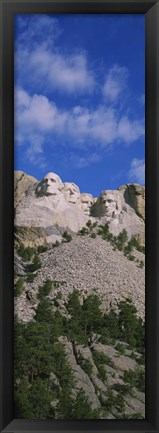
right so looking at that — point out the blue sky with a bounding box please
[14,14,145,197]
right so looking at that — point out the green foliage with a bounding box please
[56,387,74,419]
[97,229,103,235]
[98,225,129,252]
[95,223,145,260]
[86,219,92,228]
[92,349,115,369]
[82,295,102,336]
[66,290,86,344]
[18,244,35,261]
[85,220,97,231]
[14,319,74,419]
[137,352,145,365]
[124,366,145,392]
[51,310,67,339]
[101,388,125,413]
[37,245,48,253]
[124,243,133,256]
[115,342,125,355]
[14,286,145,419]
[97,365,107,381]
[38,279,52,300]
[53,241,60,248]
[26,272,37,283]
[139,260,144,269]
[101,223,110,239]
[118,299,145,349]
[15,321,55,380]
[130,237,145,254]
[112,383,130,395]
[66,292,144,352]
[27,254,41,272]
[128,254,135,261]
[115,229,128,251]
[15,376,52,419]
[56,291,62,300]
[77,357,93,377]
[90,232,96,238]
[53,280,65,288]
[67,290,81,316]
[66,292,103,344]
[92,221,97,228]
[14,278,24,297]
[57,388,100,419]
[124,237,145,256]
[71,389,100,419]
[35,299,53,323]
[62,231,72,242]
[78,227,89,236]
[102,309,120,341]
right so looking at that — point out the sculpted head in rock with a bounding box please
[101,191,123,217]
[80,193,94,215]
[36,172,63,196]
[92,190,122,218]
[63,182,80,204]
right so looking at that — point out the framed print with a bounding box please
[0,0,159,432]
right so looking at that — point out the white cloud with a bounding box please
[14,88,31,110]
[68,153,101,168]
[15,88,68,139]
[67,106,118,145]
[52,53,94,93]
[118,116,145,144]
[15,88,145,165]
[15,15,61,50]
[129,159,145,184]
[21,134,46,166]
[15,15,95,94]
[103,65,128,102]
[15,46,95,94]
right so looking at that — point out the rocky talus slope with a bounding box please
[15,234,145,322]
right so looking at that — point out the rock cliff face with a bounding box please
[14,171,145,244]
[14,171,38,207]
[118,184,145,220]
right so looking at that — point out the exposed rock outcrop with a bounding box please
[14,171,145,243]
[119,184,145,221]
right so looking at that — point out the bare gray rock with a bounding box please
[58,337,100,409]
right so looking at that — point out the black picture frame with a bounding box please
[0,0,159,432]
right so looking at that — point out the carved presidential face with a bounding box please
[101,192,118,217]
[80,193,94,214]
[36,172,63,196]
[63,182,80,204]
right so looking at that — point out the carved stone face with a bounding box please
[63,182,80,204]
[80,193,94,214]
[36,172,63,196]
[101,192,118,217]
